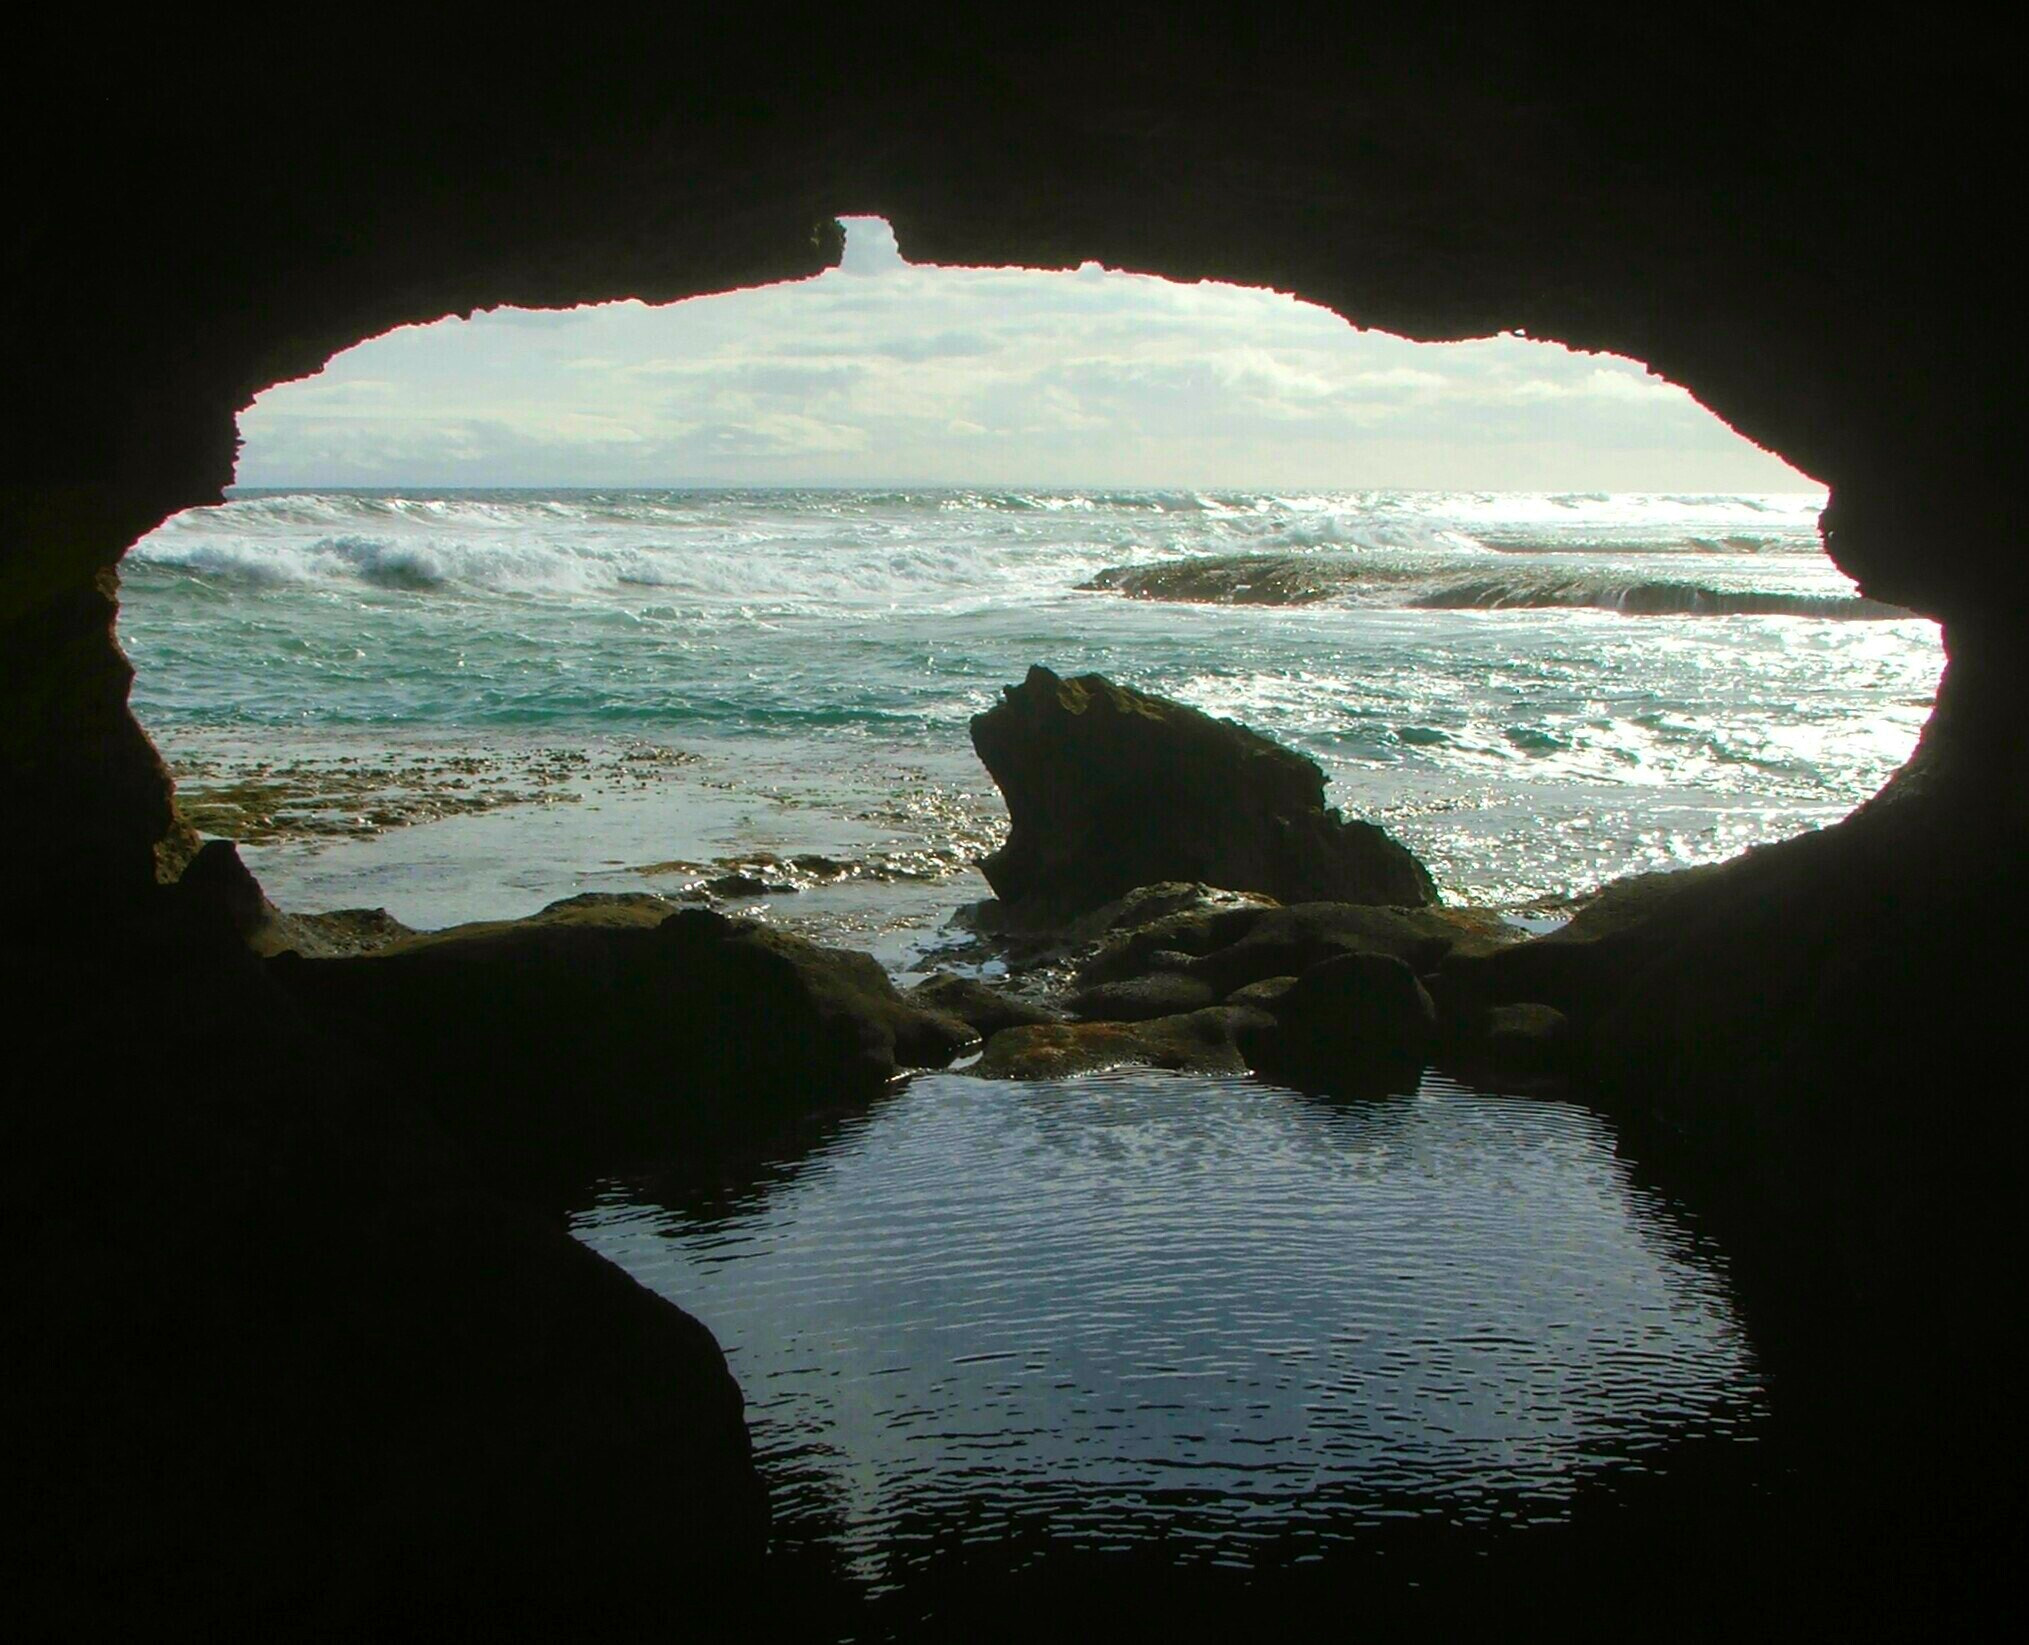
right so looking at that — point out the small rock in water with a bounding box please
[1485,1002,1571,1072]
[1236,952,1437,1096]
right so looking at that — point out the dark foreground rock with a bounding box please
[971,665,1437,923]
[1234,952,1438,1095]
[3,892,766,1634]
[272,896,976,1188]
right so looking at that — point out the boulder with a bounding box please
[1482,1002,1572,1074]
[271,900,975,1185]
[1235,952,1437,1095]
[1067,972,1222,1021]
[1225,975,1299,1010]
[906,971,1064,1036]
[970,665,1436,923]
[971,1006,1268,1079]
[4,890,767,1634]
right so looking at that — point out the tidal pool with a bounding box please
[571,1069,1767,1602]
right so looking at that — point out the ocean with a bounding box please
[121,485,1940,946]
[118,486,1941,1608]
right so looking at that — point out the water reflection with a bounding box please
[573,1070,1765,1599]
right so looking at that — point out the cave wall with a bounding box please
[3,20,2014,903]
[3,26,2018,1624]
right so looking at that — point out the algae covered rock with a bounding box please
[1081,899,1509,992]
[971,665,1436,924]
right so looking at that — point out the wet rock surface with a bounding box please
[971,1005,1267,1079]
[972,666,1437,923]
[1068,971,1223,1021]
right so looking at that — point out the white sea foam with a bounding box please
[131,488,1834,609]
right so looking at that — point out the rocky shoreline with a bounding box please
[199,667,1581,1204]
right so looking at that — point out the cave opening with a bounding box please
[116,215,1943,952]
[92,219,1959,1599]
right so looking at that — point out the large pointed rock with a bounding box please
[971,665,1436,924]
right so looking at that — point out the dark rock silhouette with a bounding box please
[1232,952,1438,1096]
[2,892,766,1634]
[972,666,1436,922]
[272,897,976,1191]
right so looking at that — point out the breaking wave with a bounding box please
[131,487,1839,613]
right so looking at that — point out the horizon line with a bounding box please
[226,480,1830,498]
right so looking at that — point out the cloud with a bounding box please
[235,221,1814,491]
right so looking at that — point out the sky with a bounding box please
[236,218,1813,493]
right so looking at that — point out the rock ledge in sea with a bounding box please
[971,665,1437,924]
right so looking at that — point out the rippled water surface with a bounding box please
[572,1071,1767,1593]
